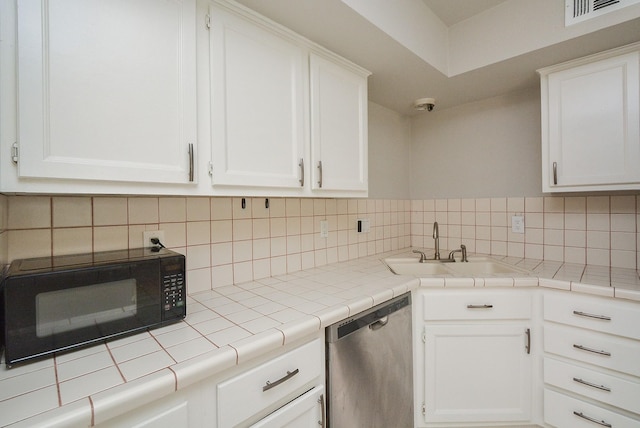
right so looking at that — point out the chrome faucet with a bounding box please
[448,244,468,262]
[433,222,440,260]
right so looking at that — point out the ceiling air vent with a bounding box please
[566,0,640,25]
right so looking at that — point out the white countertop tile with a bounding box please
[2,248,639,427]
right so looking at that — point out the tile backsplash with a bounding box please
[1,196,411,293]
[410,195,639,270]
[1,194,638,294]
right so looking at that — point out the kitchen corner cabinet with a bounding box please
[414,289,533,426]
[538,42,640,193]
[208,0,370,197]
[14,0,197,185]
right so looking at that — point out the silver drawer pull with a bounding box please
[573,344,611,357]
[573,310,611,321]
[573,377,611,392]
[467,304,493,309]
[318,393,326,427]
[263,368,300,392]
[573,411,612,427]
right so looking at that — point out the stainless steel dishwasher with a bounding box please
[326,292,413,428]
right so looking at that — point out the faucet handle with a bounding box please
[412,250,427,263]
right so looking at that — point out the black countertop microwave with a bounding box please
[0,248,186,367]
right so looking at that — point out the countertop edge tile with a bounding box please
[614,287,640,302]
[232,329,285,365]
[571,282,615,297]
[91,368,176,425]
[481,277,514,287]
[172,346,238,391]
[539,278,571,290]
[6,398,92,428]
[277,315,321,345]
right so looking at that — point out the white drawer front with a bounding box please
[544,291,640,340]
[217,339,323,428]
[545,389,640,428]
[422,290,532,321]
[544,357,640,414]
[544,324,640,377]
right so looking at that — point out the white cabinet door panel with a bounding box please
[17,0,196,184]
[310,53,368,193]
[423,323,532,424]
[210,3,306,189]
[540,44,640,192]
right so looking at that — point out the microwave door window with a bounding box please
[35,279,137,338]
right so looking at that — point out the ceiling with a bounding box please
[235,0,640,116]
[421,0,508,26]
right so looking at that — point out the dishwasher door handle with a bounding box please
[369,316,389,331]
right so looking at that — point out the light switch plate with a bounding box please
[511,216,525,234]
[357,218,370,233]
[320,220,329,238]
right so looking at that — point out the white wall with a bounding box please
[410,86,542,199]
[367,101,412,199]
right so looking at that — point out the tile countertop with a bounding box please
[1,249,639,427]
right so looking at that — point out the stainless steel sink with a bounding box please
[383,256,530,276]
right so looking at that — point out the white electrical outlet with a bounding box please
[511,216,525,234]
[143,230,166,248]
[320,220,329,238]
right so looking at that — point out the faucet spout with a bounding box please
[433,222,440,260]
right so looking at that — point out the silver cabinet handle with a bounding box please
[573,344,611,357]
[573,411,612,427]
[467,304,493,309]
[299,158,305,187]
[188,143,194,182]
[573,310,611,321]
[573,377,611,392]
[525,328,531,355]
[263,368,299,392]
[318,393,326,428]
[317,161,323,188]
[552,161,558,185]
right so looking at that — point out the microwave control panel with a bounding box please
[161,258,186,320]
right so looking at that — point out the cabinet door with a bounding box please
[422,323,532,424]
[250,385,325,428]
[210,3,306,190]
[542,49,640,191]
[17,0,197,184]
[310,53,368,193]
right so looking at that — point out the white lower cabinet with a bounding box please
[415,289,533,427]
[217,338,324,427]
[545,389,640,428]
[543,290,640,427]
[95,337,323,428]
[250,385,325,428]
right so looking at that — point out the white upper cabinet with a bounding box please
[16,0,197,185]
[538,43,640,192]
[209,3,307,190]
[208,0,370,197]
[310,53,368,193]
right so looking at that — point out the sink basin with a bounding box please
[445,258,531,275]
[383,256,530,276]
[383,258,451,275]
